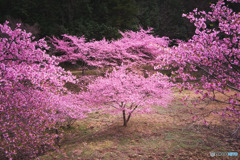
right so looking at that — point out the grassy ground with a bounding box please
[39,89,240,160]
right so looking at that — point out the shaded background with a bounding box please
[2,0,238,41]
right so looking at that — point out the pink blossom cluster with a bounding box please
[80,66,173,126]
[156,0,240,123]
[0,21,88,159]
[51,28,170,68]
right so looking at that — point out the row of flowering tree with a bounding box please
[51,0,240,133]
[0,22,174,159]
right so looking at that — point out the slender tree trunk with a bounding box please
[123,110,127,127]
[54,122,61,148]
[123,110,132,127]
[55,128,60,148]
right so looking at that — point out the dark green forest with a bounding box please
[0,0,220,40]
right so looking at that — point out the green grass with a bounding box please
[38,91,240,160]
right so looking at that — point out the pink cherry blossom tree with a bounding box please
[156,0,240,132]
[0,21,88,159]
[50,28,169,69]
[81,66,173,127]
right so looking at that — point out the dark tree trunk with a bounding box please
[122,110,132,127]
[55,128,60,148]
[123,110,127,127]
